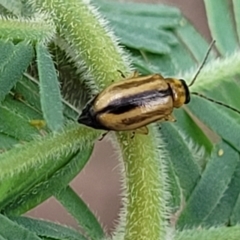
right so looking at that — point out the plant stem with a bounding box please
[116,127,171,240]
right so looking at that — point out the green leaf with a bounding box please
[204,0,238,55]
[102,11,180,29]
[3,147,93,215]
[175,18,215,63]
[0,151,76,212]
[177,141,239,229]
[0,214,41,240]
[3,95,43,120]
[0,133,18,150]
[0,41,34,102]
[0,104,42,141]
[10,216,87,240]
[231,184,240,225]
[176,225,240,240]
[161,122,201,201]
[56,186,105,240]
[0,124,96,213]
[0,40,14,70]
[0,0,22,15]
[233,0,240,42]
[109,22,175,54]
[204,160,240,226]
[97,0,181,18]
[36,43,64,132]
[15,75,43,112]
[187,96,240,153]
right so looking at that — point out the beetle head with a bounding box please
[78,99,95,127]
[78,96,109,130]
[165,78,190,108]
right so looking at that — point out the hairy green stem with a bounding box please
[0,123,97,183]
[0,15,54,43]
[32,0,131,91]
[184,51,240,92]
[116,127,171,240]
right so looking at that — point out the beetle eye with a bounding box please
[180,79,190,104]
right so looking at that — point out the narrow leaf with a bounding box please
[169,43,195,73]
[36,43,64,132]
[97,0,181,18]
[174,109,213,155]
[204,160,240,226]
[11,216,87,240]
[176,225,240,240]
[175,19,215,63]
[177,142,239,229]
[0,40,14,70]
[0,0,22,15]
[138,51,175,75]
[204,0,238,55]
[0,133,18,151]
[231,194,240,225]
[0,42,33,101]
[110,22,174,54]
[15,76,42,112]
[56,186,105,240]
[233,0,240,43]
[0,214,41,240]
[0,151,76,212]
[188,96,240,153]
[3,148,93,215]
[0,105,41,141]
[102,11,180,29]
[3,95,43,121]
[0,124,96,213]
[161,122,201,201]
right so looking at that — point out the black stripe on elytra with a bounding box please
[98,88,172,115]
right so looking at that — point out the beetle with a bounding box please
[78,40,240,134]
[78,72,189,134]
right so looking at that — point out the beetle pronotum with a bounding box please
[78,40,240,135]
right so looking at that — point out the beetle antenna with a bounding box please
[188,40,216,87]
[190,40,240,115]
[192,92,240,114]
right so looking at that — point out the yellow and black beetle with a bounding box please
[78,72,190,134]
[78,41,240,134]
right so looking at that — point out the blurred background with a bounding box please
[27,0,210,235]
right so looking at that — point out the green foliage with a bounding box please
[0,0,240,239]
[36,43,64,131]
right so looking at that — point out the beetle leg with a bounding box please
[132,70,139,78]
[131,131,135,139]
[117,70,140,80]
[117,69,126,78]
[164,114,176,122]
[134,126,149,135]
[98,131,109,141]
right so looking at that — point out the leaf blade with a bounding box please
[3,147,93,215]
[204,0,239,55]
[55,186,105,240]
[0,214,41,240]
[11,216,87,240]
[36,43,64,132]
[177,142,239,229]
[0,41,33,102]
